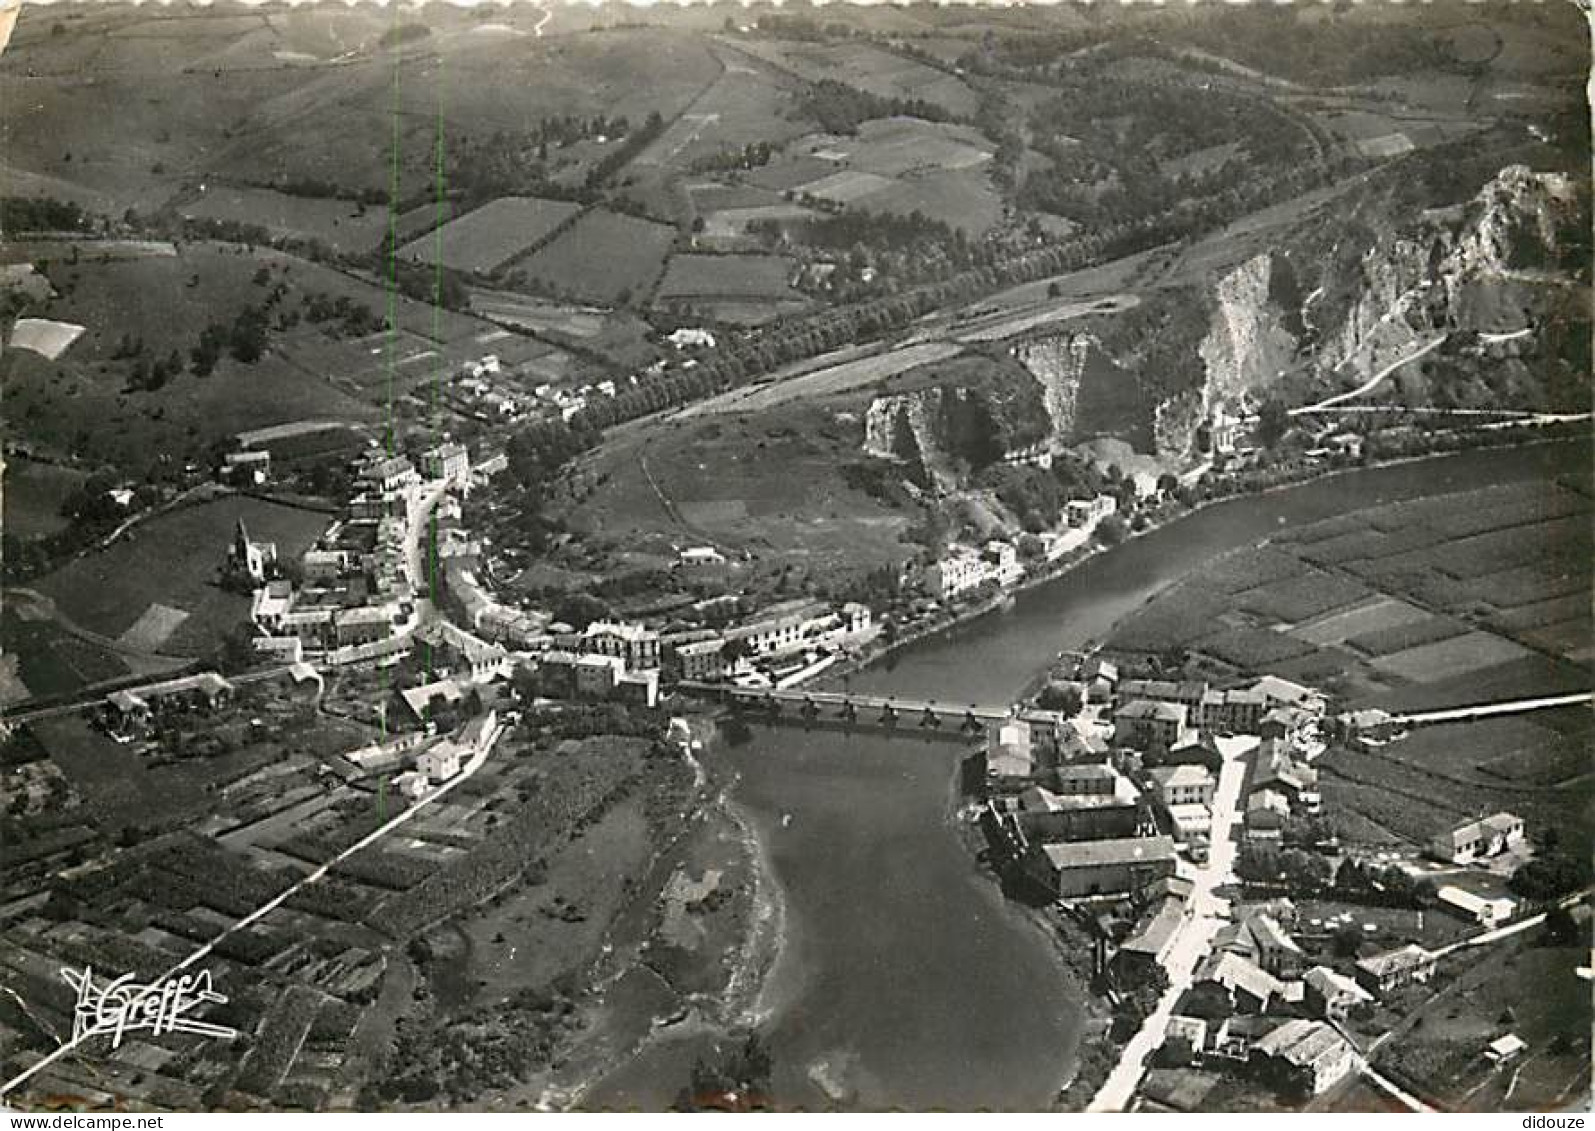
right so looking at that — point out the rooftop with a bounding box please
[1041,835,1176,871]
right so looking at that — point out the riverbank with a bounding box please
[816,428,1584,696]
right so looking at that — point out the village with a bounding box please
[963,654,1588,1112]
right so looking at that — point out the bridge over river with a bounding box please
[679,681,1013,734]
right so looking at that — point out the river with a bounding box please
[581,438,1589,1111]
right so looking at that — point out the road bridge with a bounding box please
[680,682,1014,734]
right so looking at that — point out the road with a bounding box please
[0,717,507,1099]
[1087,735,1256,1112]
[1389,691,1593,726]
[1292,334,1448,415]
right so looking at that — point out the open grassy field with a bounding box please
[726,38,980,118]
[1369,631,1533,684]
[32,495,328,656]
[1289,596,1432,647]
[656,253,802,301]
[181,184,390,253]
[563,403,910,580]
[0,610,132,700]
[398,197,583,276]
[520,209,677,305]
[2,456,87,540]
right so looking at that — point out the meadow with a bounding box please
[2,456,87,539]
[34,495,329,655]
[181,185,391,254]
[398,196,583,276]
[520,209,678,305]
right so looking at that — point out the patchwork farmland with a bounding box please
[518,209,677,305]
[398,196,583,275]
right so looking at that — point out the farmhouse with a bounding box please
[1191,951,1282,1016]
[105,672,234,732]
[1302,966,1374,1021]
[1024,835,1177,899]
[416,741,462,783]
[1428,812,1525,865]
[1114,896,1187,977]
[1354,944,1437,998]
[1248,1019,1356,1098]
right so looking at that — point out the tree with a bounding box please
[1094,514,1128,546]
[1036,682,1083,716]
[1257,399,1291,448]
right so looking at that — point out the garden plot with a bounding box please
[398,196,583,275]
[1290,596,1432,647]
[1370,630,1533,684]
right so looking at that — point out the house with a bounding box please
[416,741,462,783]
[1249,1019,1356,1098]
[1428,812,1525,865]
[1354,944,1437,998]
[231,518,278,584]
[1249,676,1325,717]
[400,678,469,721]
[1260,705,1315,747]
[105,672,234,733]
[416,621,510,682]
[1116,679,1210,711]
[1247,912,1306,977]
[677,546,727,569]
[726,601,829,657]
[1145,764,1216,807]
[1114,700,1193,750]
[335,605,397,647]
[581,620,663,672]
[423,441,471,484]
[393,770,431,802]
[1065,495,1116,528]
[1024,835,1177,899]
[1339,707,1401,751]
[923,546,991,601]
[1198,688,1268,735]
[1053,761,1123,797]
[1252,743,1319,808]
[1436,885,1517,928]
[1114,897,1187,977]
[360,454,421,494]
[223,448,271,484]
[982,540,1024,587]
[674,636,730,682]
[1302,966,1373,1022]
[1192,951,1283,1015]
[1486,1034,1527,1064]
[1245,790,1290,842]
[1164,1015,1209,1056]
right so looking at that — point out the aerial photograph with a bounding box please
[0,0,1589,1116]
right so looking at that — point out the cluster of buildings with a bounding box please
[1147,900,1439,1101]
[923,540,1024,601]
[238,445,471,666]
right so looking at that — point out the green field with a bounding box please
[398,196,583,275]
[2,457,87,539]
[32,495,329,656]
[656,253,800,301]
[520,209,678,305]
[181,184,390,253]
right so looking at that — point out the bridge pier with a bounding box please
[920,705,942,729]
[800,696,819,721]
[880,703,898,726]
[839,700,858,723]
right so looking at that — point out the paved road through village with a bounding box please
[1087,735,1256,1112]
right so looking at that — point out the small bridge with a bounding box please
[681,682,1013,734]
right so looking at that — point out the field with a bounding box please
[29,495,329,657]
[1376,942,1592,1112]
[727,38,980,118]
[398,197,583,275]
[2,456,87,539]
[519,209,678,305]
[741,117,1002,234]
[656,253,801,301]
[1108,478,1592,714]
[181,184,390,253]
[564,404,911,580]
